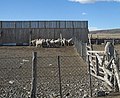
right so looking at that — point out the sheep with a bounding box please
[30,39,36,46]
[66,38,73,46]
[31,37,74,48]
[61,38,66,46]
[45,39,51,47]
[49,39,55,47]
[54,38,61,47]
[36,39,44,47]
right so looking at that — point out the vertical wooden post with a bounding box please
[58,56,62,98]
[88,55,92,97]
[96,56,99,76]
[81,42,83,58]
[85,43,88,62]
[30,52,37,98]
[54,28,55,39]
[29,31,32,46]
[0,31,3,45]
[112,39,115,45]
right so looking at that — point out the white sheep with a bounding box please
[66,38,73,46]
[30,39,36,46]
[54,38,61,47]
[36,39,44,47]
[49,39,55,47]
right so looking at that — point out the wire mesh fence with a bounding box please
[0,57,32,98]
[0,54,92,98]
[74,37,87,61]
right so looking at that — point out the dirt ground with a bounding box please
[0,45,120,98]
[0,46,90,98]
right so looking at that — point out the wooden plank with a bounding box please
[30,52,37,98]
[87,51,105,54]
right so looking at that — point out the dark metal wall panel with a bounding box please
[15,29,29,44]
[51,21,58,28]
[66,21,73,28]
[31,21,39,28]
[60,21,66,28]
[22,29,30,43]
[45,21,50,28]
[22,21,30,28]
[1,29,16,43]
[39,29,46,39]
[37,29,50,39]
[2,21,15,28]
[31,29,43,40]
[16,21,22,28]
[38,21,45,28]
[0,21,88,29]
[54,29,61,39]
[74,28,88,43]
[0,21,88,45]
[61,29,73,39]
[73,21,88,28]
[0,29,3,44]
[73,21,79,28]
[45,21,57,28]
[56,21,60,28]
[46,29,55,39]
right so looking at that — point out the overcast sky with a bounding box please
[0,0,120,31]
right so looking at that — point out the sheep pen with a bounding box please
[0,46,92,98]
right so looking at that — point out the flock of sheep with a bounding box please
[30,37,74,48]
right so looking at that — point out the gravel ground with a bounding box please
[0,46,91,98]
[0,45,119,98]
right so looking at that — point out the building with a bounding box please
[0,21,88,45]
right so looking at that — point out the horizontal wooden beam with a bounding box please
[87,51,105,54]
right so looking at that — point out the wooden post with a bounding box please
[30,52,37,98]
[88,55,92,97]
[0,31,3,45]
[96,56,99,76]
[81,42,83,57]
[58,56,62,98]
[113,39,115,45]
[112,59,120,92]
[29,31,32,46]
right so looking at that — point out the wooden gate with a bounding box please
[87,42,120,93]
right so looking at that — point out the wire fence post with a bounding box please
[58,56,62,98]
[88,55,92,97]
[30,52,37,98]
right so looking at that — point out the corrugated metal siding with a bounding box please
[2,29,16,43]
[0,21,88,28]
[15,29,29,43]
[2,21,15,28]
[22,21,30,28]
[38,21,45,28]
[0,21,88,45]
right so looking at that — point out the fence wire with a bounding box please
[0,55,91,98]
[74,37,87,61]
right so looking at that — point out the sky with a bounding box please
[0,0,120,31]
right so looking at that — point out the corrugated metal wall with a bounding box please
[0,21,88,45]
